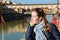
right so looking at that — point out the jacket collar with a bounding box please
[36,20,44,29]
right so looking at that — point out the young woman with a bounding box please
[32,8,60,40]
[25,8,42,40]
[26,8,60,40]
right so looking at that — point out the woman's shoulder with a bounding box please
[49,23,60,34]
[49,23,56,26]
[49,23,57,29]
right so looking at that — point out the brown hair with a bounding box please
[32,8,50,32]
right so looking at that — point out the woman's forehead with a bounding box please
[32,11,37,14]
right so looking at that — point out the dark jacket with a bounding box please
[25,24,36,40]
[44,23,60,40]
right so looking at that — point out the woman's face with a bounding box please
[31,11,40,24]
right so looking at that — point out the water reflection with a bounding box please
[0,20,29,40]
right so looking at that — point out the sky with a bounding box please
[10,0,60,4]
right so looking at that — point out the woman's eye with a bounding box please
[33,16,35,17]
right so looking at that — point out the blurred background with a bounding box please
[0,0,60,40]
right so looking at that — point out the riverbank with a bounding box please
[0,14,31,22]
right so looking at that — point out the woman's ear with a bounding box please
[39,17,43,22]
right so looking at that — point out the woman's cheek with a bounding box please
[32,18,36,21]
[33,18,39,22]
[35,18,39,23]
[31,17,38,21]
